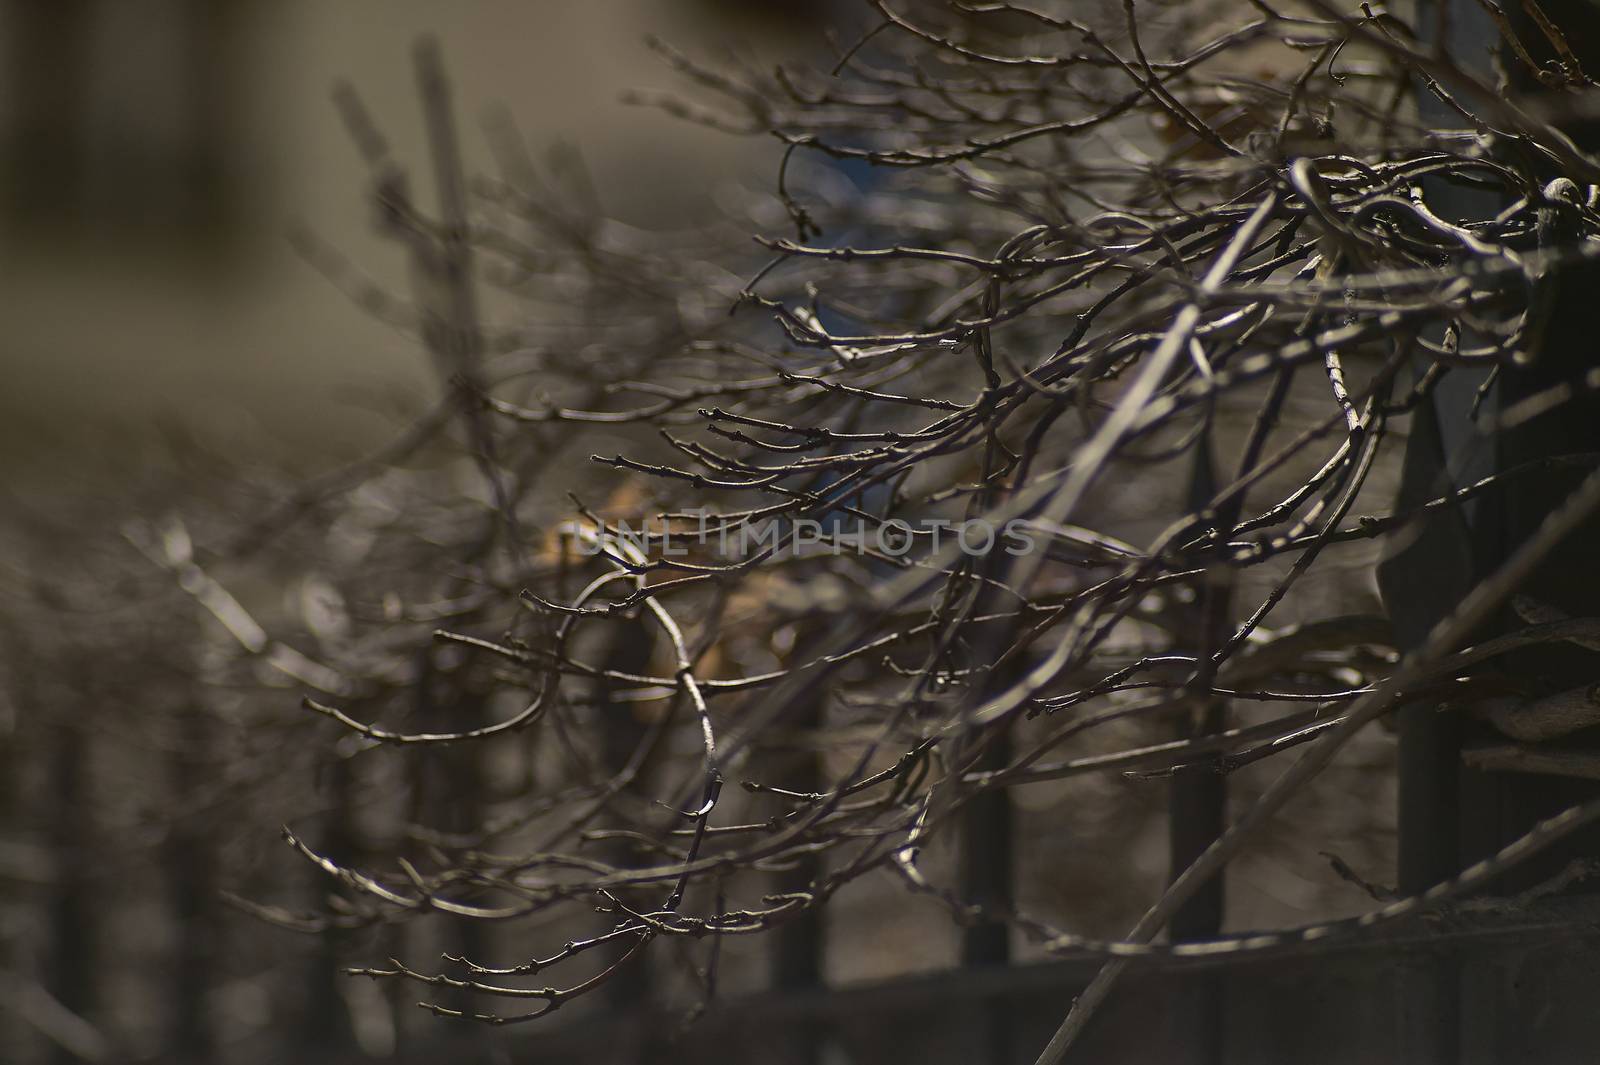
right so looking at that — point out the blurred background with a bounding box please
[0,3,1402,1064]
[0,0,827,485]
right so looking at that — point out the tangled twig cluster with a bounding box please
[122,0,1600,1047]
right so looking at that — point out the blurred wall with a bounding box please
[0,0,825,489]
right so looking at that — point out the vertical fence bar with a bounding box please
[45,716,94,1065]
[1165,430,1229,1065]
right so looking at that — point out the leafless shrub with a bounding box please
[28,1,1600,1059]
